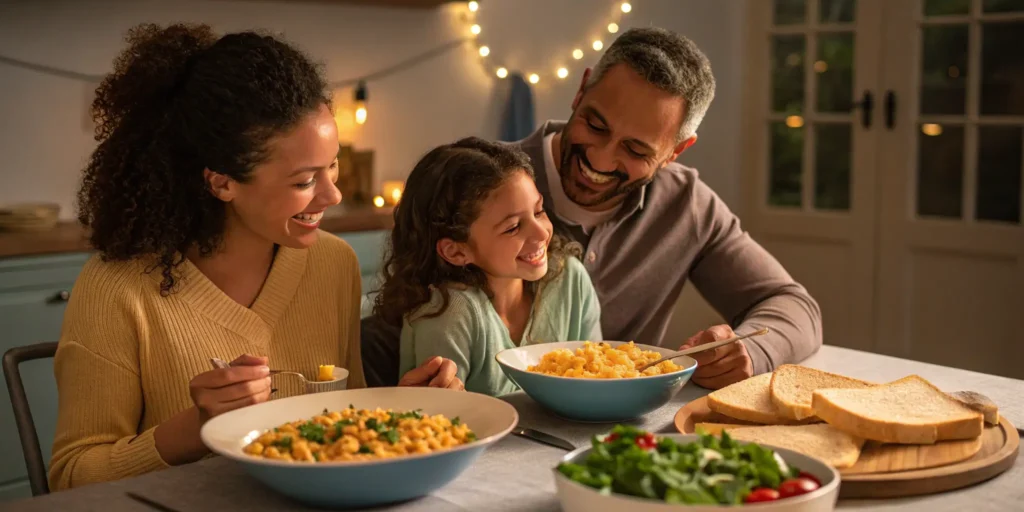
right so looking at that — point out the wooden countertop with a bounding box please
[0,205,395,259]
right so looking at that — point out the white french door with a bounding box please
[877,0,1024,378]
[743,0,1024,379]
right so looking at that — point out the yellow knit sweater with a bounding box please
[48,231,366,491]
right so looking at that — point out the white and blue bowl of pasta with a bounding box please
[200,387,518,509]
[495,341,697,422]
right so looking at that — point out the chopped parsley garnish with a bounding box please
[358,445,373,454]
[383,429,400,444]
[395,409,423,420]
[312,451,321,461]
[465,432,477,442]
[271,436,293,450]
[298,422,326,443]
[452,417,461,426]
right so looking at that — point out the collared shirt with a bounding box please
[513,121,823,375]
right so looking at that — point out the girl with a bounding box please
[50,23,460,491]
[375,137,602,397]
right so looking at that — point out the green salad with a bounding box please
[557,425,821,505]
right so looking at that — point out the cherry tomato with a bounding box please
[604,433,619,443]
[778,478,820,498]
[635,433,657,450]
[744,488,780,503]
[798,471,822,487]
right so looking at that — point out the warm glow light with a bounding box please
[471,24,481,35]
[592,40,604,51]
[785,115,804,128]
[608,23,619,33]
[468,1,479,12]
[621,2,632,13]
[528,73,540,84]
[814,60,828,73]
[922,123,943,136]
[496,67,509,78]
[572,48,584,60]
[382,181,405,206]
[557,67,569,79]
[355,105,367,125]
[373,196,385,208]
[479,45,490,57]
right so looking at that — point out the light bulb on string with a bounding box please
[354,81,368,125]
[572,48,584,60]
[528,73,540,84]
[608,23,619,33]
[621,2,632,13]
[557,67,569,79]
[468,1,479,12]
[471,24,481,35]
[496,67,508,78]
[592,40,604,51]
[479,45,490,57]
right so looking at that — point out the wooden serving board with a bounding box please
[673,396,1019,499]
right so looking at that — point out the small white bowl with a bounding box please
[553,433,840,512]
[303,366,349,394]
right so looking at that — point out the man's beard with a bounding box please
[558,135,655,209]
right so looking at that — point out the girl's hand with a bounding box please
[189,354,272,422]
[398,356,465,391]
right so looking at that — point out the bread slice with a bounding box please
[727,424,865,469]
[949,391,1000,425]
[812,375,984,444]
[707,373,809,424]
[770,365,875,420]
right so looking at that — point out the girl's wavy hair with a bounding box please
[77,23,330,293]
[373,137,581,326]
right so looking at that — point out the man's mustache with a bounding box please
[567,144,629,182]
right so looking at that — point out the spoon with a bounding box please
[635,327,770,373]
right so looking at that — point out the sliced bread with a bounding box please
[727,423,865,469]
[770,364,875,420]
[949,391,1000,425]
[707,373,807,424]
[812,375,984,444]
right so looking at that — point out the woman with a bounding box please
[49,23,461,491]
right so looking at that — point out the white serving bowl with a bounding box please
[201,387,518,509]
[553,433,840,512]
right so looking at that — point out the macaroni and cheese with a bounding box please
[317,365,335,382]
[243,405,476,462]
[527,341,683,378]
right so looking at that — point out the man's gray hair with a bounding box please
[585,27,716,141]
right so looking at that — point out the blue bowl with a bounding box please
[200,387,518,509]
[495,341,697,422]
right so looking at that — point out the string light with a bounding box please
[354,81,368,125]
[467,1,632,83]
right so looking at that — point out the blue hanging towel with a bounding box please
[499,72,536,142]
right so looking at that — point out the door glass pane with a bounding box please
[921,26,969,115]
[770,121,804,207]
[976,126,1022,223]
[820,0,855,23]
[924,0,970,16]
[775,0,806,25]
[772,36,806,113]
[983,0,1024,13]
[815,123,852,210]
[817,33,854,112]
[981,22,1024,116]
[918,124,964,218]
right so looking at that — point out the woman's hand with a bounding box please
[398,356,465,390]
[189,354,273,422]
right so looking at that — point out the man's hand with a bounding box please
[680,324,753,389]
[398,356,465,390]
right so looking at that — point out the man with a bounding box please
[508,27,822,389]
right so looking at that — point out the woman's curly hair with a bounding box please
[78,23,331,293]
[373,136,581,327]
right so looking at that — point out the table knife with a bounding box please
[512,427,575,451]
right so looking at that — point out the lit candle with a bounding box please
[382,181,405,205]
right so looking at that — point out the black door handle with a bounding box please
[852,90,873,128]
[885,91,896,129]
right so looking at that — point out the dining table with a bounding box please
[7,345,1023,511]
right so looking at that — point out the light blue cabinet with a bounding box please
[0,230,386,502]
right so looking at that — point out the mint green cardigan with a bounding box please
[398,256,601,396]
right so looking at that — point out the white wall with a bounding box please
[0,0,745,340]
